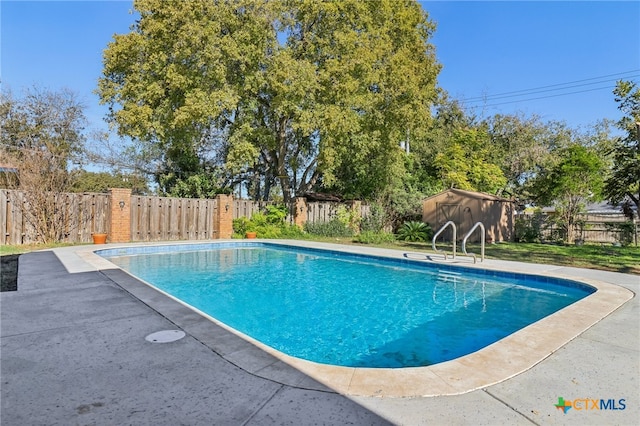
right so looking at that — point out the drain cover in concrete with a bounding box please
[145,330,186,343]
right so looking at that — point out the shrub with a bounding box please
[304,219,354,237]
[232,205,303,239]
[360,203,386,233]
[355,231,396,244]
[514,211,547,243]
[265,204,288,224]
[335,205,361,233]
[396,221,432,242]
[232,217,252,235]
[605,222,636,246]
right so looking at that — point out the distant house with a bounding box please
[422,188,516,242]
[538,200,636,244]
[541,200,632,222]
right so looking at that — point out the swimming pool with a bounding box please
[99,242,595,369]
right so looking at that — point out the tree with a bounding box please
[530,144,604,242]
[605,80,640,220]
[97,0,440,201]
[70,170,149,195]
[0,87,88,242]
[434,127,507,193]
[485,113,572,196]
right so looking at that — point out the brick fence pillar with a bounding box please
[216,194,234,239]
[294,197,308,229]
[108,188,132,243]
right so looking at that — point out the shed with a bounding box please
[422,188,515,242]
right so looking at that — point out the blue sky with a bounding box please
[2,1,639,135]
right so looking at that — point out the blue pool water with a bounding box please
[100,243,594,368]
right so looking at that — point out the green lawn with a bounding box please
[1,239,638,275]
[305,237,640,275]
[0,242,83,256]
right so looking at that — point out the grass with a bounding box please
[0,242,84,256]
[301,237,640,275]
[1,238,638,275]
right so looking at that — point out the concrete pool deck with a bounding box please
[1,240,638,425]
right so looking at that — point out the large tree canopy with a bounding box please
[530,144,604,242]
[98,0,441,201]
[605,80,640,219]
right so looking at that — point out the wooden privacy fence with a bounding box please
[1,189,109,245]
[543,222,639,246]
[130,195,218,242]
[233,198,370,224]
[1,188,369,245]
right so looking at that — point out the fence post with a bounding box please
[215,194,234,239]
[294,197,308,229]
[108,188,132,243]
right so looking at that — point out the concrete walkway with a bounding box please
[1,244,638,425]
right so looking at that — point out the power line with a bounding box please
[464,75,639,104]
[476,85,621,108]
[460,70,640,103]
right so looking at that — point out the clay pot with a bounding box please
[245,231,257,239]
[92,233,108,244]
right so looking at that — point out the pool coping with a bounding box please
[54,240,634,398]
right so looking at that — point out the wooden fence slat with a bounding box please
[149,196,160,241]
[198,199,208,239]
[10,192,24,244]
[188,199,197,240]
[168,198,179,240]
[0,190,7,245]
[131,196,141,241]
[178,199,188,240]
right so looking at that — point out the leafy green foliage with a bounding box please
[232,207,303,239]
[396,221,432,242]
[164,172,231,199]
[335,205,361,234]
[530,144,604,242]
[70,170,149,195]
[605,80,640,220]
[265,204,288,224]
[360,203,387,233]
[604,222,636,246]
[304,219,354,238]
[434,128,507,193]
[514,211,547,243]
[97,0,441,201]
[354,231,396,244]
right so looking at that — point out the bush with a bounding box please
[232,217,252,235]
[605,222,636,246]
[232,204,304,239]
[304,219,354,237]
[360,203,386,233]
[354,231,396,244]
[335,205,361,233]
[265,204,288,224]
[396,221,432,242]
[514,211,546,243]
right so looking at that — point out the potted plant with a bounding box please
[245,231,257,239]
[92,233,108,244]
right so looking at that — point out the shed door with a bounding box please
[436,203,460,240]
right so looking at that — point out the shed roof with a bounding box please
[423,188,513,203]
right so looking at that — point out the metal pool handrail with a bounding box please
[432,221,457,260]
[462,222,485,263]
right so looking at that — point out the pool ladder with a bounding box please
[432,221,486,263]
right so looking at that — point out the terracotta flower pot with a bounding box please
[92,233,108,244]
[245,231,257,239]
